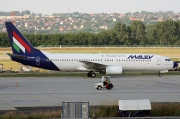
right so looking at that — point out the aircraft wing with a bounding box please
[6,53,27,59]
[79,61,106,70]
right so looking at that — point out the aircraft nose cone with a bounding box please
[173,62,178,68]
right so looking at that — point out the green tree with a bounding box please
[96,30,111,45]
[145,25,156,45]
[21,10,31,15]
[111,22,131,45]
[130,21,146,45]
[0,33,9,47]
[155,20,179,45]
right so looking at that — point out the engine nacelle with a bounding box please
[106,66,123,74]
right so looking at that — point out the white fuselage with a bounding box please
[42,51,174,72]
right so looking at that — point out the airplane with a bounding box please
[5,22,178,77]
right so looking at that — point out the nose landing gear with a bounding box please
[158,72,162,77]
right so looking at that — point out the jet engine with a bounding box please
[106,66,123,74]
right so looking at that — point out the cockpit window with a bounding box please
[165,59,171,61]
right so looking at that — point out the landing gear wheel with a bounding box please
[91,73,96,78]
[87,73,91,77]
[158,73,162,77]
[87,71,96,78]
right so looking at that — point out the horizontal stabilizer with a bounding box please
[6,53,27,59]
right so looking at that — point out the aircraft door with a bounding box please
[157,57,161,65]
[102,54,105,62]
[36,56,40,65]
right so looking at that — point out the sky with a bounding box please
[0,0,180,15]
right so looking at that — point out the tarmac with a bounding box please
[0,75,180,110]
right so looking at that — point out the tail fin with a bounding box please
[5,22,39,55]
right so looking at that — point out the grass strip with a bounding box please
[0,103,180,118]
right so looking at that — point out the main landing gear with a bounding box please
[158,72,162,77]
[87,71,96,78]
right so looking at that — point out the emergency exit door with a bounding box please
[157,57,161,65]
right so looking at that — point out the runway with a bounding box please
[0,75,180,110]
